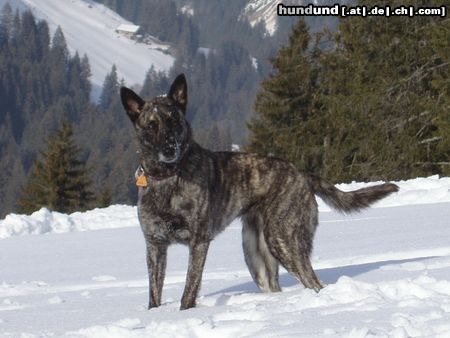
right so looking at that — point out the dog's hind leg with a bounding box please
[293,242,325,292]
[265,230,324,292]
[263,210,324,293]
[242,213,281,292]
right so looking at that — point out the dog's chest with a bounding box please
[137,180,205,244]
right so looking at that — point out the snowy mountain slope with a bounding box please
[243,0,316,35]
[1,176,450,337]
[242,0,344,35]
[15,0,174,98]
[243,0,295,35]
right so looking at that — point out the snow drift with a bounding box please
[1,176,449,239]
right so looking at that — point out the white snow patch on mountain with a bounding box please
[243,0,305,35]
[243,0,282,35]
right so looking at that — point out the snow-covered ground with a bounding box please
[4,0,174,99]
[1,176,450,337]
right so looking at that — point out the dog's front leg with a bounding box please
[146,242,168,309]
[180,241,210,310]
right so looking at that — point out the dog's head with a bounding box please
[121,74,191,167]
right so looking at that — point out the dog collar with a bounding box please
[134,163,178,185]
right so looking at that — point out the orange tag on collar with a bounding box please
[136,174,149,187]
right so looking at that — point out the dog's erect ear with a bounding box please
[168,74,187,113]
[120,87,145,122]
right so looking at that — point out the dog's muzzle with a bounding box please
[158,139,182,164]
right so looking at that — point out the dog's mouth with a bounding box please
[158,139,182,164]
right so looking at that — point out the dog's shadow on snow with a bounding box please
[206,256,438,296]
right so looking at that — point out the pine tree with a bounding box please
[99,64,119,111]
[140,65,169,99]
[49,26,69,97]
[0,3,13,45]
[247,19,322,172]
[316,0,450,180]
[97,187,112,208]
[80,54,92,97]
[249,2,449,182]
[51,26,69,61]
[18,120,95,214]
[36,20,50,59]
[0,114,25,218]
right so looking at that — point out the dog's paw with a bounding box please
[148,302,160,310]
[179,301,196,311]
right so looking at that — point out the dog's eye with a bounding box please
[168,110,178,119]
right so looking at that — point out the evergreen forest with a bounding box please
[0,0,448,217]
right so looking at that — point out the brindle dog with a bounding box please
[120,74,399,310]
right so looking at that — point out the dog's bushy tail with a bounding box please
[307,175,399,213]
